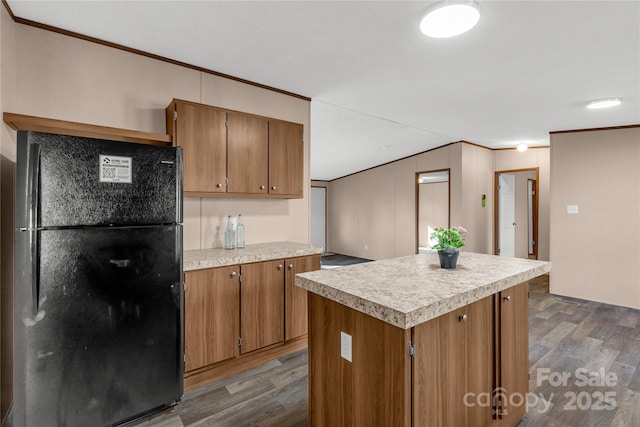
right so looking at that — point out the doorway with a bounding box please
[415,169,450,254]
[494,168,539,259]
[310,186,326,252]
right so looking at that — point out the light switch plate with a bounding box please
[567,205,579,214]
[340,332,352,362]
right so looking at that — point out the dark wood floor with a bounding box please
[320,253,372,269]
[130,275,640,427]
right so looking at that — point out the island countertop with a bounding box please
[295,252,551,329]
[184,241,323,271]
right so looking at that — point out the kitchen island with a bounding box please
[296,252,551,427]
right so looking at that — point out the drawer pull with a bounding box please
[504,295,511,302]
[459,314,468,322]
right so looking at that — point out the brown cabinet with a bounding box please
[183,254,320,379]
[184,265,240,372]
[495,282,529,424]
[227,112,269,194]
[269,120,304,198]
[240,260,285,353]
[166,99,303,199]
[167,101,227,193]
[413,296,494,427]
[285,254,321,340]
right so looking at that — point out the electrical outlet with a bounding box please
[567,205,579,214]
[364,244,368,251]
[340,332,352,362]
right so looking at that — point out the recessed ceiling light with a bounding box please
[420,1,481,38]
[516,143,528,152]
[587,98,622,109]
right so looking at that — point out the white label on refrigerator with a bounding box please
[99,155,132,183]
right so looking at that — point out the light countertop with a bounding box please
[184,241,323,271]
[295,252,551,329]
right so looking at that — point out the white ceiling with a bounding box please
[7,0,640,180]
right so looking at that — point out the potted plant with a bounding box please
[430,226,467,269]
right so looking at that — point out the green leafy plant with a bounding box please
[430,226,467,250]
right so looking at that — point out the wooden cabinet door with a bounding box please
[227,112,269,194]
[285,255,321,340]
[268,120,303,197]
[497,282,529,424]
[240,260,285,353]
[175,101,227,193]
[413,296,493,427]
[466,295,495,426]
[184,266,240,372]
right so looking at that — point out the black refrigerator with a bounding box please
[13,131,184,427]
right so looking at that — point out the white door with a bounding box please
[499,174,516,257]
[310,187,326,252]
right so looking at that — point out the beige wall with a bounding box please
[0,5,15,420]
[461,144,494,254]
[328,143,549,262]
[328,143,494,260]
[10,23,311,251]
[550,127,640,309]
[418,182,448,248]
[495,148,550,261]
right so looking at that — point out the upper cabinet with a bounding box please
[169,101,227,193]
[227,112,269,195]
[166,99,303,199]
[269,120,304,198]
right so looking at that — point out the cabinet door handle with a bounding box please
[260,185,266,190]
[504,295,511,302]
[278,264,283,270]
[459,314,468,322]
[230,271,237,277]
[288,264,294,269]
[271,186,277,191]
[216,183,223,188]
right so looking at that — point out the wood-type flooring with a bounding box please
[129,275,640,427]
[320,253,372,269]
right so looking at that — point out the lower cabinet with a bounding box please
[184,265,240,372]
[413,284,529,426]
[285,254,321,340]
[240,259,285,354]
[413,296,494,426]
[495,282,530,425]
[183,254,320,379]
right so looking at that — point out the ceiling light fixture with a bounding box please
[587,98,622,109]
[516,143,528,152]
[420,1,481,38]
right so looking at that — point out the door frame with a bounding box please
[527,178,538,259]
[415,168,451,254]
[493,168,539,259]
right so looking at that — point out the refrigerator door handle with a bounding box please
[27,142,41,229]
[27,142,41,313]
[31,230,40,314]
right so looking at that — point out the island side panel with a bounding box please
[308,293,412,427]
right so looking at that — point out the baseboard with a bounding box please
[184,336,308,391]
